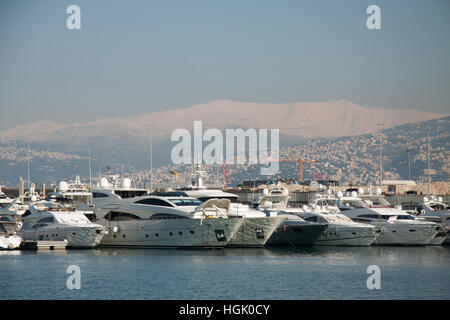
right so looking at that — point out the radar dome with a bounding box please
[302,205,308,212]
[337,191,343,198]
[100,177,109,189]
[376,188,382,196]
[358,188,364,195]
[423,196,428,203]
[438,197,443,203]
[283,189,289,196]
[58,181,69,192]
[122,178,131,189]
[31,195,38,202]
[351,191,358,197]
[263,188,269,195]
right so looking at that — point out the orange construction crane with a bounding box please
[279,158,319,181]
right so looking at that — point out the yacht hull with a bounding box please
[371,223,438,246]
[98,218,243,248]
[313,225,376,246]
[226,216,286,248]
[266,222,326,246]
[21,225,105,248]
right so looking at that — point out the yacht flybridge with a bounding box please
[90,192,244,248]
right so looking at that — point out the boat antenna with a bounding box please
[125,152,137,188]
[427,127,431,195]
[149,124,153,191]
[88,147,92,191]
[377,123,384,192]
[27,143,30,190]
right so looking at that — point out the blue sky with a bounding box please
[0,0,449,129]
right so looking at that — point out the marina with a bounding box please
[1,0,449,304]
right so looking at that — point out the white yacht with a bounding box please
[20,201,106,248]
[0,216,22,250]
[338,195,441,246]
[90,191,244,248]
[254,187,377,246]
[298,212,377,246]
[0,199,29,216]
[0,187,13,208]
[414,196,450,219]
[253,189,327,246]
[166,165,287,248]
[412,196,450,244]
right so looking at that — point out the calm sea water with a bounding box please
[1,246,449,300]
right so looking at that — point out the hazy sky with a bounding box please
[0,0,449,129]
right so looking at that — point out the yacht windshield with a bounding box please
[170,198,203,206]
[395,215,415,220]
[363,196,391,206]
[317,199,337,206]
[339,199,367,208]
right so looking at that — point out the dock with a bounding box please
[19,240,68,251]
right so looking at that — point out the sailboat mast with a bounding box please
[150,124,153,191]
[427,127,431,194]
[27,143,30,189]
[88,147,92,191]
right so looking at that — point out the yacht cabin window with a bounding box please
[36,216,55,224]
[93,192,109,198]
[169,198,203,206]
[134,198,173,207]
[105,212,141,221]
[395,215,415,220]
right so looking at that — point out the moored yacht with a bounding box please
[91,192,244,248]
[262,189,377,246]
[0,187,13,208]
[165,165,287,248]
[0,217,22,250]
[412,196,450,244]
[0,199,29,216]
[20,201,106,248]
[338,195,441,246]
[298,212,377,246]
[253,187,327,246]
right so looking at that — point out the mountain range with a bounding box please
[0,100,448,186]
